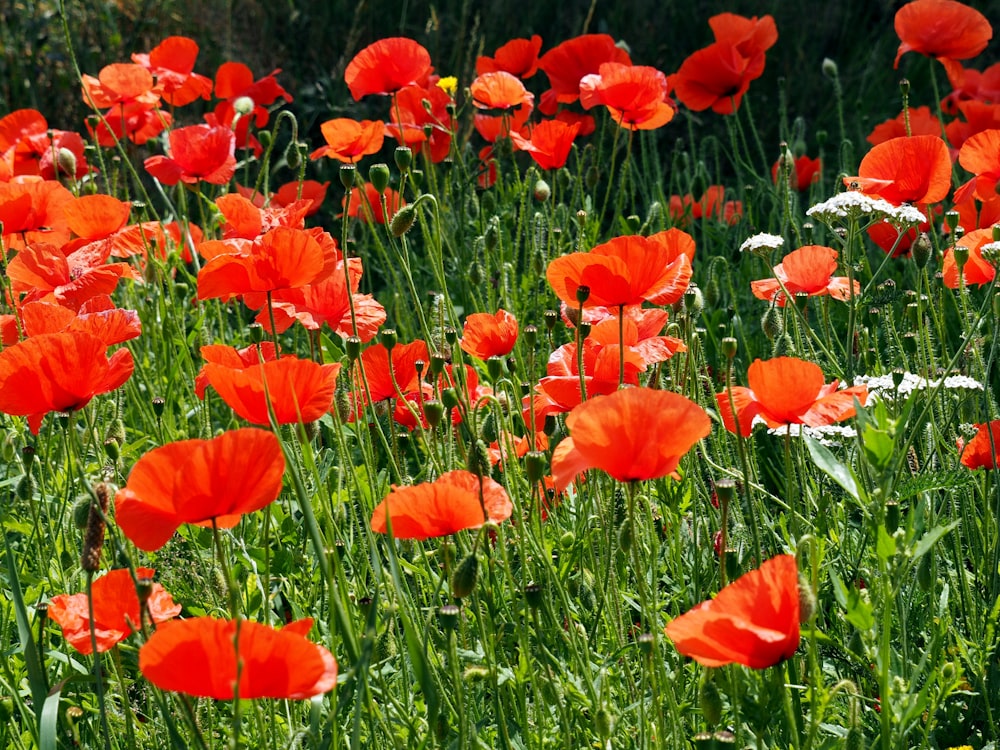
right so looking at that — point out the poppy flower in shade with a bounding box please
[716,357,868,437]
[199,355,340,426]
[945,100,1000,153]
[460,309,519,360]
[386,82,455,163]
[942,228,997,288]
[579,63,675,130]
[771,155,821,191]
[866,107,943,147]
[750,245,859,306]
[951,191,1000,235]
[115,428,284,551]
[940,60,1000,115]
[144,123,236,186]
[139,616,336,700]
[546,228,695,308]
[668,186,743,226]
[0,331,134,433]
[954,129,1000,204]
[0,110,90,180]
[345,37,432,100]
[88,102,172,148]
[470,71,534,112]
[132,36,213,107]
[551,387,709,491]
[370,470,513,540]
[538,34,632,105]
[893,0,992,69]
[476,35,543,79]
[309,119,385,163]
[48,568,180,655]
[668,42,755,115]
[960,421,1000,469]
[844,135,951,206]
[665,554,800,669]
[343,183,405,225]
[510,119,581,170]
[81,63,161,110]
[708,13,778,77]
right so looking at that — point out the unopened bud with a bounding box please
[911,232,932,269]
[798,573,816,623]
[389,204,416,237]
[533,179,550,202]
[699,675,723,726]
[56,147,78,177]
[451,553,478,599]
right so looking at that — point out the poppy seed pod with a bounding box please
[394,146,412,171]
[369,163,391,193]
[439,604,460,631]
[339,164,356,190]
[451,553,478,599]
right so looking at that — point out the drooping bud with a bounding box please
[390,204,417,237]
[56,147,78,177]
[911,232,932,269]
[533,179,551,202]
[798,572,816,624]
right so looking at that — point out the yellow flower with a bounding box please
[436,76,458,96]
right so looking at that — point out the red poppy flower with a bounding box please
[48,568,180,655]
[665,554,800,669]
[708,13,778,78]
[132,36,213,107]
[310,119,385,163]
[951,191,1000,234]
[489,431,549,468]
[140,616,336,700]
[343,183,405,225]
[88,102,172,148]
[894,0,992,69]
[771,155,821,191]
[144,123,236,186]
[716,357,868,436]
[460,309,519,360]
[866,107,943,146]
[476,35,543,79]
[669,186,743,226]
[510,119,581,170]
[21,297,141,346]
[81,63,161,110]
[942,227,997,287]
[945,101,1000,154]
[354,339,429,409]
[269,180,329,215]
[538,34,632,105]
[370,470,513,539]
[470,71,534,112]
[670,42,758,115]
[546,228,694,308]
[193,342,278,398]
[579,63,675,130]
[0,179,75,251]
[845,135,952,205]
[0,331,134,433]
[115,428,285,551]
[941,60,1000,115]
[551,387,709,491]
[386,82,455,162]
[345,38,432,100]
[212,63,292,141]
[212,192,308,241]
[199,355,340,426]
[750,245,858,306]
[0,110,89,179]
[954,128,1000,203]
[7,240,136,310]
[960,420,1000,469]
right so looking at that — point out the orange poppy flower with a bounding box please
[716,357,868,436]
[942,227,997,288]
[845,135,952,205]
[194,342,278,398]
[214,192,311,241]
[668,42,754,115]
[460,309,519,360]
[771,155,821,191]
[538,34,632,105]
[386,82,455,162]
[866,107,943,146]
[343,182,405,225]
[960,421,1000,469]
[115,428,285,551]
[0,179,75,251]
[48,568,180,655]
[267,180,329,216]
[0,331,134,433]
[88,102,172,147]
[665,554,800,669]
[212,63,292,148]
[21,297,141,346]
[470,71,534,112]
[489,430,549,468]
[750,245,858,306]
[199,355,341,426]
[345,37,432,101]
[140,616,336,700]
[132,36,213,107]
[551,387,709,490]
[144,123,236,186]
[0,110,90,179]
[894,0,992,69]
[476,35,543,79]
[7,240,137,309]
[354,338,429,411]
[708,13,777,79]
[309,118,385,163]
[546,228,694,308]
[580,63,675,130]
[510,119,581,170]
[81,63,161,110]
[370,470,513,539]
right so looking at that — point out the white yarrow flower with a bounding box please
[807,192,897,224]
[740,233,784,255]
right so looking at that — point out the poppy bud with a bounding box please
[394,146,412,172]
[103,438,120,461]
[451,553,478,599]
[339,164,357,190]
[699,675,723,726]
[484,220,500,252]
[618,519,632,552]
[916,553,934,591]
[821,58,838,79]
[72,495,92,529]
[369,163,391,194]
[844,727,865,750]
[285,141,303,171]
[721,337,738,360]
[105,419,126,448]
[533,179,551,202]
[798,573,816,623]
[524,582,543,609]
[772,333,794,357]
[595,706,614,740]
[704,274,721,308]
[761,305,783,340]
[374,628,397,661]
[81,483,111,572]
[524,451,547,484]
[16,475,32,501]
[390,204,417,237]
[585,165,600,190]
[467,439,491,477]
[557,168,572,191]
[56,147,77,177]
[911,232,932,269]
[379,328,397,352]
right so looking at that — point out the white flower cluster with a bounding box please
[766,423,858,447]
[739,232,784,255]
[806,192,898,223]
[854,371,984,400]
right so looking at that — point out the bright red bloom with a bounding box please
[213,192,310,240]
[716,357,868,436]
[144,123,236,185]
[750,245,858,306]
[20,297,141,346]
[709,13,777,77]
[669,42,755,115]
[387,82,455,162]
[669,186,743,226]
[460,309,519,360]
[580,63,674,130]
[88,102,171,147]
[343,183,404,225]
[551,387,709,490]
[193,343,277,398]
[960,421,1000,469]
[941,59,1000,115]
[0,109,89,179]
[894,0,992,69]
[370,470,513,539]
[942,227,997,287]
[546,228,694,308]
[538,34,632,105]
[310,119,385,163]
[666,554,800,669]
[48,568,180,655]
[866,107,943,146]
[771,155,821,191]
[212,62,292,147]
[199,354,340,426]
[845,135,952,205]
[132,36,213,107]
[270,180,329,215]
[115,428,285,551]
[345,38,432,100]
[355,339,429,409]
[7,239,136,309]
[140,617,336,700]
[945,101,1000,153]
[510,119,581,170]
[0,331,133,433]
[476,35,543,79]
[81,63,160,109]
[955,128,1000,203]
[0,179,74,251]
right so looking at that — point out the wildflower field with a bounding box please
[3,0,1000,748]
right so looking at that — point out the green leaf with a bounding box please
[845,586,874,631]
[911,521,960,561]
[39,682,65,750]
[804,435,862,503]
[877,524,896,560]
[3,534,47,719]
